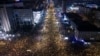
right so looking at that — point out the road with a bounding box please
[0,1,68,56]
[0,1,100,56]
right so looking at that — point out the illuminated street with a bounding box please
[0,1,68,56]
[0,0,100,56]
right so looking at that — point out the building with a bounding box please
[0,7,11,32]
[66,13,100,42]
[0,5,34,32]
[7,8,34,32]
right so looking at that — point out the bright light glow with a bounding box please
[75,36,78,40]
[33,11,41,24]
[15,0,20,2]
[80,39,85,42]
[23,18,31,22]
[87,42,91,45]
[2,36,6,39]
[26,49,32,52]
[64,37,69,40]
[69,7,79,11]
[0,31,2,33]
[58,13,62,17]
[5,34,9,37]
[68,30,70,33]
[64,22,69,24]
[84,42,91,45]
[63,15,68,21]
[0,32,15,40]
[84,42,87,45]
[63,15,70,24]
[70,26,74,29]
[56,21,59,24]
[1,34,4,36]
[43,26,46,30]
[12,35,15,37]
[8,38,11,41]
[34,23,36,26]
[9,34,12,37]
[86,4,98,8]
